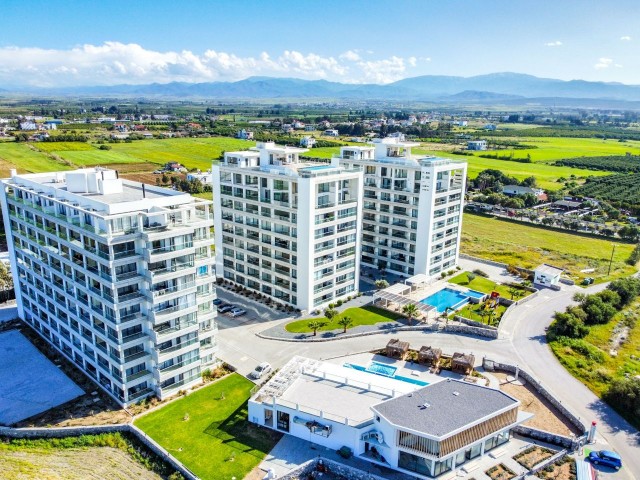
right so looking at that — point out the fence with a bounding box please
[0,424,199,480]
[280,457,389,480]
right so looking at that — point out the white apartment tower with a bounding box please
[336,137,467,277]
[0,168,217,406]
[212,142,363,312]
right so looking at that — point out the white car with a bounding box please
[250,362,272,379]
[228,308,247,318]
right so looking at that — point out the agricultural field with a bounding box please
[461,213,637,283]
[0,142,72,176]
[570,174,640,208]
[555,154,640,173]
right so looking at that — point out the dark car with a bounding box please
[212,298,223,306]
[588,450,622,470]
[217,303,234,313]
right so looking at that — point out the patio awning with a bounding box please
[405,273,429,287]
[373,290,435,315]
[381,283,412,296]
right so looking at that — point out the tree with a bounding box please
[402,303,420,325]
[582,295,617,325]
[337,316,353,333]
[607,277,640,306]
[508,286,524,300]
[0,262,13,290]
[547,311,589,339]
[375,279,389,289]
[603,378,640,426]
[324,308,338,321]
[307,320,328,336]
[466,272,476,284]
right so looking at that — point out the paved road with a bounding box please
[215,281,640,478]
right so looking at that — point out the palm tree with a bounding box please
[337,316,353,333]
[307,320,328,336]
[508,286,520,300]
[477,308,490,325]
[402,303,419,326]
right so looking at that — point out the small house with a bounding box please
[467,140,487,151]
[299,136,316,148]
[324,129,339,137]
[451,352,475,375]
[534,264,563,287]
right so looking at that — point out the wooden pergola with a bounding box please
[386,338,410,360]
[451,352,475,375]
[418,346,442,366]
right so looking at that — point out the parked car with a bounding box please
[212,298,223,306]
[217,303,234,313]
[250,362,272,379]
[588,450,622,470]
[229,308,247,318]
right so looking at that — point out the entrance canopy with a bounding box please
[404,274,429,289]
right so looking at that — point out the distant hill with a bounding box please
[4,73,640,104]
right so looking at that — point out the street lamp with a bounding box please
[607,244,616,276]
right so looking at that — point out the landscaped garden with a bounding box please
[486,462,517,480]
[449,271,532,300]
[454,303,508,325]
[134,374,282,480]
[535,456,576,480]
[285,305,400,333]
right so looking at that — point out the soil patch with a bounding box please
[495,371,582,436]
[0,446,163,480]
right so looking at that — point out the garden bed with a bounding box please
[486,463,517,480]
[536,456,576,480]
[513,445,554,469]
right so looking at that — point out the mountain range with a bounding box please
[4,73,640,104]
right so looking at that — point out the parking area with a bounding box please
[0,329,84,425]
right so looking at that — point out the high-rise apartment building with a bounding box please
[212,142,363,312]
[0,168,217,406]
[335,137,467,277]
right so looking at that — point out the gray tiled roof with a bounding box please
[371,379,518,438]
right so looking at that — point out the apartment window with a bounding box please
[365,165,375,174]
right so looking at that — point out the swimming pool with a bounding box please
[420,287,470,313]
[343,362,429,386]
[467,290,487,300]
[302,165,334,171]
[366,361,397,377]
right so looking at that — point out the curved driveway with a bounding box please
[216,282,639,478]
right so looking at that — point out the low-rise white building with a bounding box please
[186,171,213,184]
[534,264,563,287]
[299,136,316,148]
[467,140,487,151]
[249,357,531,478]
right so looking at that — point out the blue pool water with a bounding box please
[467,290,487,300]
[343,363,429,387]
[303,165,334,171]
[420,287,470,313]
[366,361,397,377]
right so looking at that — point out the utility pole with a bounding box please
[607,244,616,276]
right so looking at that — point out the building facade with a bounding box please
[212,142,363,312]
[0,168,217,406]
[248,357,531,479]
[335,138,467,277]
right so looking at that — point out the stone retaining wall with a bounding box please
[0,424,198,480]
[483,358,587,437]
[513,425,573,449]
[280,457,388,480]
[454,315,498,331]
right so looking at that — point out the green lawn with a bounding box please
[285,305,400,333]
[449,271,530,299]
[461,213,637,283]
[134,374,281,480]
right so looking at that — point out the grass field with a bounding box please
[455,303,508,325]
[134,374,281,480]
[461,213,637,283]
[549,299,640,428]
[0,143,72,176]
[285,305,400,333]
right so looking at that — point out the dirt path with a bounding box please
[0,447,163,480]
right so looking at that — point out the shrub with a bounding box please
[473,268,489,277]
[626,244,640,266]
[375,279,390,289]
[603,377,640,427]
[557,337,606,362]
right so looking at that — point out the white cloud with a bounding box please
[620,35,632,41]
[339,50,361,62]
[0,42,420,86]
[594,57,619,69]
[544,41,563,47]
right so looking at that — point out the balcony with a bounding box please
[144,242,194,261]
[144,262,195,281]
[158,355,200,375]
[155,337,199,359]
[122,349,150,365]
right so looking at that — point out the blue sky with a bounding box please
[0,0,637,87]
